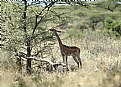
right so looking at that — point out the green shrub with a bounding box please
[104,17,121,38]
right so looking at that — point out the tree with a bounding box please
[1,1,55,74]
[1,0,74,74]
[1,0,94,74]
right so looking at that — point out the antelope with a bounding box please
[50,29,82,70]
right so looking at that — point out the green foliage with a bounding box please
[96,0,110,9]
[65,29,83,39]
[1,2,57,55]
[89,16,102,30]
[104,17,121,38]
[104,17,113,30]
[1,2,24,51]
[90,16,101,24]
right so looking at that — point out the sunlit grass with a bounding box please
[1,29,121,87]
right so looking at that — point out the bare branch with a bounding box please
[32,1,57,35]
[20,56,66,67]
[15,51,27,58]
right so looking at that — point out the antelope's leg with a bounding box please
[72,55,79,68]
[65,56,69,71]
[76,54,82,68]
[62,54,65,64]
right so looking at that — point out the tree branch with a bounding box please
[32,1,56,35]
[27,57,66,67]
[15,51,27,58]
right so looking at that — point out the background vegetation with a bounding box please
[0,0,121,87]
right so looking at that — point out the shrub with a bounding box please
[104,17,121,38]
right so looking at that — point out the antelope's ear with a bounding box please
[56,30,61,33]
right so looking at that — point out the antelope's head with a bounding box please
[49,29,61,33]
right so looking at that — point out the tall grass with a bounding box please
[1,29,121,87]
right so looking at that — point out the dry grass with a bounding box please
[0,30,121,87]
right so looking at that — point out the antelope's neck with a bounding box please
[54,32,63,47]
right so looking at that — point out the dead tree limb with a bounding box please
[27,57,66,72]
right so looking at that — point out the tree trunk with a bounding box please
[23,0,32,74]
[26,40,32,74]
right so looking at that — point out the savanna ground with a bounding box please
[0,1,121,87]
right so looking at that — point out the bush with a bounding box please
[104,17,121,38]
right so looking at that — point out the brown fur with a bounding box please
[50,29,82,69]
